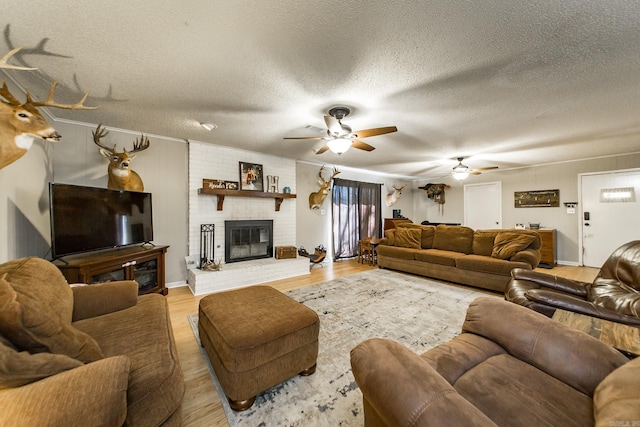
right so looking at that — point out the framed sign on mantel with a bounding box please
[239,162,264,191]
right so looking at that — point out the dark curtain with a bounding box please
[332,178,382,259]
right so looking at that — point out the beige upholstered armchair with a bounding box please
[351,297,640,426]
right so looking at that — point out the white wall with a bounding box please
[188,141,297,262]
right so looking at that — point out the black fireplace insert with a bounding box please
[224,220,273,263]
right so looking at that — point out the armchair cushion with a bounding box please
[0,335,82,389]
[588,278,640,318]
[0,274,103,363]
[72,280,139,321]
[491,232,536,260]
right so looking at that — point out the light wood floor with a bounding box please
[166,260,599,426]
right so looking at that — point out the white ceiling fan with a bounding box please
[284,106,397,155]
[451,157,498,180]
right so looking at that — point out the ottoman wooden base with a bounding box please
[198,285,319,411]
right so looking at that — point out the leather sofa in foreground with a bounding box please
[506,240,640,325]
[376,223,541,292]
[351,297,639,427]
[0,257,185,426]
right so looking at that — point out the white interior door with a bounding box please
[464,182,502,229]
[580,169,640,267]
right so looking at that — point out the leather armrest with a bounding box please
[526,289,640,326]
[351,338,497,427]
[463,298,629,395]
[72,281,139,321]
[0,356,130,426]
[511,268,588,297]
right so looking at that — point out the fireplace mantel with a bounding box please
[198,188,296,211]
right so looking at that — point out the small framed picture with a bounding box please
[239,162,264,191]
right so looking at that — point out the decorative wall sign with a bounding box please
[203,179,238,190]
[239,162,264,191]
[514,189,560,208]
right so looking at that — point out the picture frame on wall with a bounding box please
[239,162,264,191]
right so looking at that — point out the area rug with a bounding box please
[187,268,497,426]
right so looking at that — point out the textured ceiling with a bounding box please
[2,1,640,179]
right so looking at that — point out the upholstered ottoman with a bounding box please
[198,285,319,411]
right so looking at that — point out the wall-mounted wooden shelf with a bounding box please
[198,188,296,211]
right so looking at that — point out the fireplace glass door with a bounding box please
[225,220,273,263]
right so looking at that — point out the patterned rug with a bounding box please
[187,268,496,426]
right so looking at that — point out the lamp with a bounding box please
[327,138,352,155]
[452,171,469,180]
[200,122,217,131]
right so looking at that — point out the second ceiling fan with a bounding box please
[451,157,498,180]
[284,107,397,155]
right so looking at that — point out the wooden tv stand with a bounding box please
[53,245,169,295]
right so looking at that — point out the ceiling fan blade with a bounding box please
[283,136,325,140]
[352,126,397,138]
[469,171,482,175]
[315,145,330,154]
[351,140,376,151]
[473,166,499,171]
[324,115,343,135]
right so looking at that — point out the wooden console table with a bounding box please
[53,245,169,295]
[198,188,296,211]
[552,309,640,357]
[535,229,556,268]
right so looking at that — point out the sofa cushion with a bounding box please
[432,225,474,254]
[394,227,421,249]
[0,273,103,363]
[376,245,417,260]
[397,223,436,249]
[457,254,530,276]
[414,249,465,267]
[472,230,500,256]
[594,357,640,425]
[491,232,537,260]
[0,334,83,389]
[384,229,396,246]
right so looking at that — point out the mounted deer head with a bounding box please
[93,123,150,191]
[0,48,97,169]
[385,184,407,207]
[309,165,340,209]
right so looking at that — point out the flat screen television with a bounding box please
[49,183,153,258]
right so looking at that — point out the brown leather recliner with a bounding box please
[505,240,640,325]
[350,297,639,427]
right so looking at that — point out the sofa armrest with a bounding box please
[351,338,497,427]
[463,298,629,395]
[0,355,130,427]
[511,268,588,297]
[72,281,139,321]
[509,248,541,268]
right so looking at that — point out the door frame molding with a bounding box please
[463,181,502,229]
[578,167,640,266]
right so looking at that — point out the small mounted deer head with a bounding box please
[93,123,150,191]
[0,48,97,169]
[309,165,340,209]
[385,183,407,207]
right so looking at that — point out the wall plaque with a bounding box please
[514,189,560,208]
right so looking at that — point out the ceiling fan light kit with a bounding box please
[284,105,397,155]
[450,157,498,180]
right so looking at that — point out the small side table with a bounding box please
[552,309,640,357]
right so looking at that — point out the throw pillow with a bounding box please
[491,232,536,260]
[0,334,83,389]
[394,227,421,249]
[0,274,103,363]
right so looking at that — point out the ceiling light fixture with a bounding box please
[200,122,217,131]
[452,163,469,180]
[326,138,352,155]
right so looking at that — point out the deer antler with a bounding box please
[128,134,150,154]
[0,47,37,71]
[92,123,115,154]
[0,81,22,105]
[27,81,98,110]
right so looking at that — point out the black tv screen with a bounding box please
[49,183,153,258]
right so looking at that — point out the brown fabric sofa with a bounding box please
[376,224,541,292]
[351,297,639,427]
[506,240,640,325]
[0,257,185,426]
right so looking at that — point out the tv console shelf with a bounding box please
[53,245,169,295]
[198,188,296,211]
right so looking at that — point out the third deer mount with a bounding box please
[309,165,340,209]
